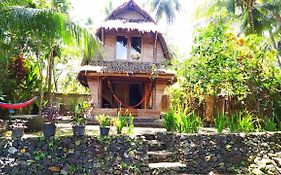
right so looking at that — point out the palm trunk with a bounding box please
[38,56,44,117]
[247,0,255,34]
[269,29,281,67]
[47,47,54,105]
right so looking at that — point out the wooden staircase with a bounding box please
[143,134,187,175]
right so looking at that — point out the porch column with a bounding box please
[87,77,101,108]
[154,82,167,110]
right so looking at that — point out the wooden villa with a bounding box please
[78,0,176,119]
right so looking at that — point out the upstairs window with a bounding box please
[130,37,141,60]
[116,35,142,61]
[116,36,128,60]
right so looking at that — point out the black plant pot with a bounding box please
[12,128,24,139]
[43,124,56,138]
[100,127,110,136]
[72,125,85,136]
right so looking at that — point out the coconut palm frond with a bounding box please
[0,0,32,7]
[0,6,99,58]
[152,0,181,24]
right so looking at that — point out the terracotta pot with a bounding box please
[43,123,56,138]
[72,125,85,136]
[100,127,110,136]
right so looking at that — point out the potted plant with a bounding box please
[72,101,90,136]
[42,106,60,137]
[96,114,111,136]
[11,119,27,139]
[114,112,127,134]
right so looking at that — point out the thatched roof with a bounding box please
[100,20,159,33]
[96,0,171,59]
[77,61,175,87]
[105,0,156,23]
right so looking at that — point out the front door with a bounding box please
[129,83,142,109]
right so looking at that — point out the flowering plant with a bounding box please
[11,119,27,129]
[42,106,61,124]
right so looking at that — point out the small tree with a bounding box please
[177,22,281,120]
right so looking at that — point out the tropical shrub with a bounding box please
[163,110,177,131]
[113,110,135,135]
[237,113,254,133]
[227,115,238,133]
[72,101,90,126]
[264,118,277,131]
[176,22,281,119]
[114,115,127,134]
[96,114,111,127]
[214,113,227,133]
[163,105,202,133]
[42,106,61,124]
[180,112,202,133]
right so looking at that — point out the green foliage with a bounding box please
[227,115,238,133]
[236,112,254,133]
[127,114,134,135]
[96,114,111,127]
[215,113,227,133]
[151,0,181,23]
[179,112,202,133]
[114,115,127,134]
[264,118,277,131]
[113,110,135,135]
[163,105,202,133]
[163,110,177,131]
[72,101,90,126]
[176,22,281,119]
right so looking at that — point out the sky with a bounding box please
[69,0,205,56]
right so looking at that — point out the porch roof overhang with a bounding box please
[77,62,176,87]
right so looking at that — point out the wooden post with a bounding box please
[204,95,215,123]
[153,32,158,63]
[87,77,99,108]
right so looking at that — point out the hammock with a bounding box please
[108,80,152,109]
[0,96,37,110]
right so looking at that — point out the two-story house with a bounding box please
[78,0,175,118]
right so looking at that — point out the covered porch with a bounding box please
[78,62,175,118]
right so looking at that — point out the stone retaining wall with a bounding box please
[0,136,148,175]
[154,132,281,174]
[0,132,280,175]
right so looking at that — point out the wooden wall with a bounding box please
[101,30,166,63]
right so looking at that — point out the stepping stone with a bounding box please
[149,162,187,174]
[147,140,167,151]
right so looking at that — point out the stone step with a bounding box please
[149,162,187,174]
[147,140,167,151]
[148,150,179,163]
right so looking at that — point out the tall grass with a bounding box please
[214,113,227,133]
[264,118,277,131]
[163,110,177,131]
[227,114,238,133]
[237,112,254,133]
[163,104,202,133]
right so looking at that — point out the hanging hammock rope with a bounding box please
[0,96,37,110]
[107,80,152,109]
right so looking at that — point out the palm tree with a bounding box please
[151,0,181,23]
[198,0,281,65]
[0,0,99,108]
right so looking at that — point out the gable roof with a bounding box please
[105,0,156,23]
